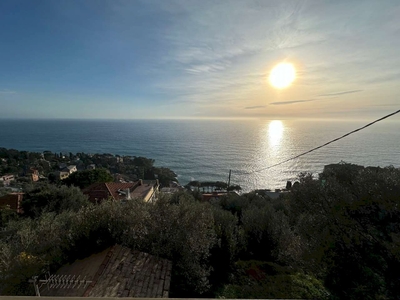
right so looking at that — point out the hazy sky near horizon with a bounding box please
[1,0,400,120]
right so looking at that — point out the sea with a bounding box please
[0,118,399,192]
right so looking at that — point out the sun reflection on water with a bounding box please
[268,120,284,147]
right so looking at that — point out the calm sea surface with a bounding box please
[0,118,399,191]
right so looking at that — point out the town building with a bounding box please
[64,165,77,174]
[86,164,96,170]
[160,181,184,194]
[26,168,39,182]
[38,245,172,297]
[83,180,159,203]
[54,165,78,180]
[160,187,181,194]
[201,191,228,202]
[54,170,70,180]
[0,174,15,186]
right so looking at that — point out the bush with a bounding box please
[217,260,329,299]
[21,184,90,218]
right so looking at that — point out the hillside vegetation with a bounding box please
[1,162,399,299]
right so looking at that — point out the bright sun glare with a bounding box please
[268,120,284,146]
[269,63,296,89]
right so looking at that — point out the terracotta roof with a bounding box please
[105,182,140,200]
[202,192,227,202]
[40,245,172,298]
[130,183,154,199]
[83,182,140,203]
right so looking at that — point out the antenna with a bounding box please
[29,273,92,297]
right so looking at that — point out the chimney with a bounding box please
[139,179,143,185]
[126,189,131,200]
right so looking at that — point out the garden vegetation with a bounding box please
[0,162,399,299]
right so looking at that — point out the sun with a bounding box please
[269,63,296,89]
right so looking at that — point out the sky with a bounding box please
[0,0,399,120]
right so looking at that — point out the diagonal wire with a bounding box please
[234,109,400,176]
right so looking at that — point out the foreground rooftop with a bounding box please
[39,245,172,298]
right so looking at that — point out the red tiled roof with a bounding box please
[202,192,227,202]
[105,182,139,200]
[40,245,172,298]
[83,182,140,203]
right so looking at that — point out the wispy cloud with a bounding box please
[185,61,230,74]
[2,0,400,119]
[318,90,362,97]
[0,89,16,94]
[244,105,266,110]
[137,1,398,118]
[270,99,315,105]
[363,72,400,85]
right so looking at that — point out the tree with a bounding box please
[153,167,177,186]
[209,207,240,290]
[21,184,90,218]
[288,165,400,299]
[63,168,113,189]
[143,195,216,296]
[133,156,154,169]
[227,184,242,192]
[0,207,18,228]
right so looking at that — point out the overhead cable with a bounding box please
[234,109,400,176]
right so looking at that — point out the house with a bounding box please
[0,192,24,213]
[55,165,78,180]
[58,163,78,174]
[64,165,77,174]
[38,245,172,297]
[86,164,96,170]
[202,191,228,202]
[0,174,15,186]
[131,180,159,202]
[83,180,159,203]
[160,187,181,194]
[26,168,39,182]
[160,181,184,194]
[54,170,70,180]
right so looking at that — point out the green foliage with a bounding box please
[153,167,177,187]
[217,260,329,299]
[143,195,216,296]
[0,243,44,295]
[208,207,240,291]
[288,164,400,299]
[0,147,178,189]
[132,156,155,168]
[1,162,399,299]
[21,184,90,218]
[227,184,242,191]
[1,194,215,296]
[0,187,13,197]
[0,213,75,295]
[0,207,18,228]
[241,204,295,262]
[63,168,113,189]
[187,180,200,187]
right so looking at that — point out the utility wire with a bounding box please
[234,109,400,176]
